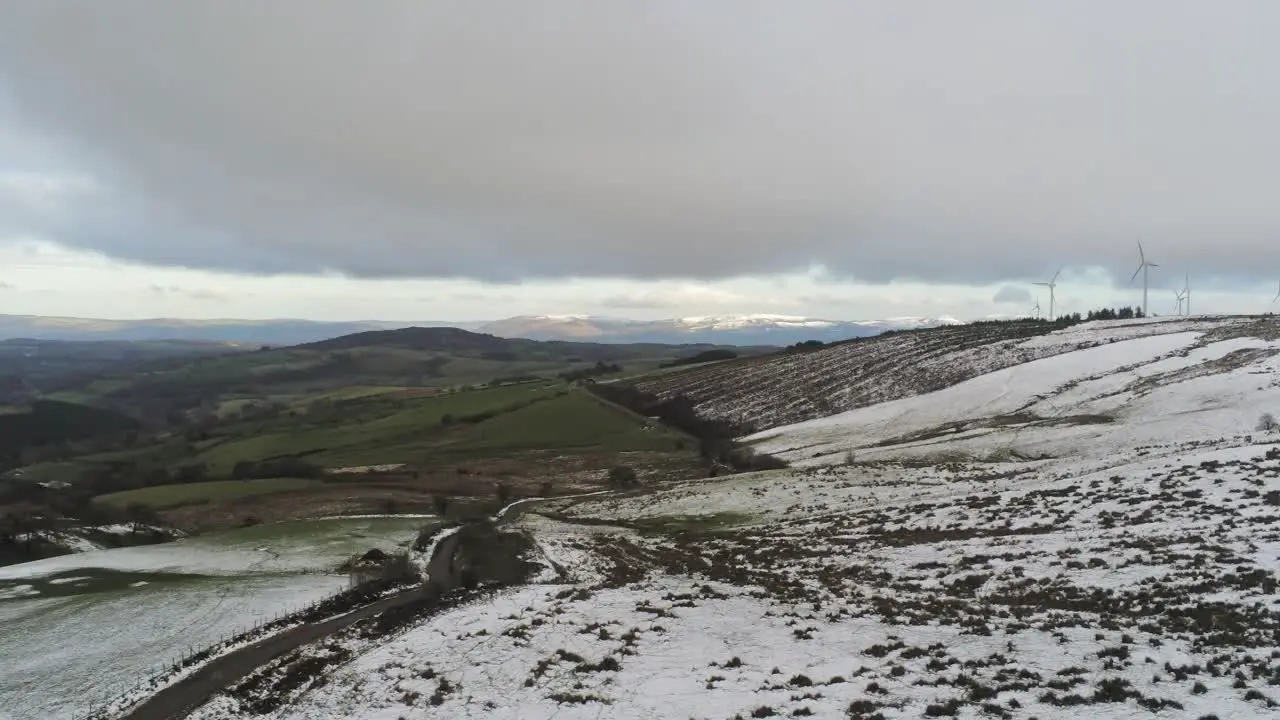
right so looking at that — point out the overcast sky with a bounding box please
[2,1,1280,321]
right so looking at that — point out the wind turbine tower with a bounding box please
[1130,241,1158,317]
[1183,273,1191,316]
[1033,269,1061,321]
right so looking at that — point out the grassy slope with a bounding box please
[436,390,683,455]
[14,380,693,503]
[198,383,560,472]
[53,383,679,480]
[96,478,322,509]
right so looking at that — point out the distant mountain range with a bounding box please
[473,314,963,346]
[0,313,962,347]
[0,315,452,345]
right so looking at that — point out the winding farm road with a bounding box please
[116,491,617,719]
[117,531,463,720]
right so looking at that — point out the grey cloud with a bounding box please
[993,286,1033,305]
[435,292,520,305]
[596,295,684,311]
[2,2,1280,285]
[148,284,230,301]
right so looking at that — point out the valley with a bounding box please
[3,316,1279,719]
[0,328,721,558]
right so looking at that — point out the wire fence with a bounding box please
[63,576,364,720]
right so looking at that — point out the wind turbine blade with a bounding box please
[1137,239,1145,262]
[1148,263,1159,268]
[1051,268,1062,283]
[1129,265,1142,283]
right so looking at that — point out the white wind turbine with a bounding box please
[1033,299,1042,319]
[1130,241,1158,317]
[1173,288,1187,316]
[1033,270,1061,321]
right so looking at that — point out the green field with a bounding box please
[181,383,682,471]
[195,383,561,472]
[441,390,683,454]
[96,478,322,509]
[294,385,408,404]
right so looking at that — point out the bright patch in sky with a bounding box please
[0,239,1276,321]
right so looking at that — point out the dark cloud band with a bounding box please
[1,2,1279,285]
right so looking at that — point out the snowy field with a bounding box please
[0,517,425,720]
[171,318,1280,719]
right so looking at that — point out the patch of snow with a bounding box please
[45,575,91,585]
[326,464,407,475]
[0,584,38,601]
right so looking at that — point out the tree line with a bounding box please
[586,383,785,473]
[560,360,623,382]
[1052,306,1147,324]
[659,349,738,368]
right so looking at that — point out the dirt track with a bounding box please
[118,531,463,720]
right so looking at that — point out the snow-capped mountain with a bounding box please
[476,314,963,346]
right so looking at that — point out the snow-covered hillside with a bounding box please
[179,317,1280,719]
[640,315,1274,433]
[748,316,1280,467]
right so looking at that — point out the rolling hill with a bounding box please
[26,327,761,425]
[749,314,1280,466]
[301,325,749,361]
[634,316,1280,434]
[0,338,246,406]
[0,313,470,344]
